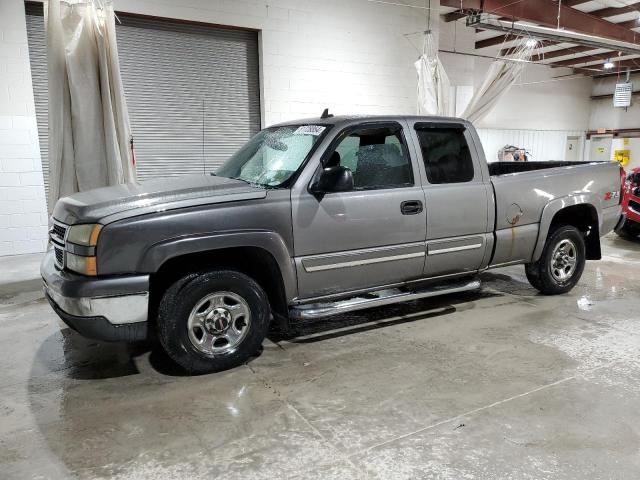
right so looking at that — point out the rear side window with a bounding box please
[415,127,475,184]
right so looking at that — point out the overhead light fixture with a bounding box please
[604,59,615,69]
[467,13,640,56]
[525,38,538,47]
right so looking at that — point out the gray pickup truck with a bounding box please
[42,115,624,373]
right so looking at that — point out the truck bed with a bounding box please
[488,161,597,176]
[487,160,622,267]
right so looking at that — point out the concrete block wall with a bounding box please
[0,0,48,256]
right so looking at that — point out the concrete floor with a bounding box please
[1,233,640,479]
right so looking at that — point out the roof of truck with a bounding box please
[271,114,470,128]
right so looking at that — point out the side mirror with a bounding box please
[309,165,354,194]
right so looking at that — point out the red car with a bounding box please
[616,167,640,238]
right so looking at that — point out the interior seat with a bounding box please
[354,144,411,188]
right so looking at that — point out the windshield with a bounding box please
[216,125,327,187]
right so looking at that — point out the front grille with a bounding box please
[54,246,65,269]
[629,200,640,215]
[50,220,68,269]
[50,221,67,245]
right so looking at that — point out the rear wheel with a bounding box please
[525,225,586,295]
[157,270,270,374]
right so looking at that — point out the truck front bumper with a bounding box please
[41,249,149,342]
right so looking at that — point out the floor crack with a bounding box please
[352,358,622,457]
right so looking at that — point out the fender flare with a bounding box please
[139,230,297,300]
[531,194,602,262]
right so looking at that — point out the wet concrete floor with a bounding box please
[1,233,640,479]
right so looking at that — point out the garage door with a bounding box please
[25,4,261,196]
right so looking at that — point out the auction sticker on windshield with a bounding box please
[294,125,326,136]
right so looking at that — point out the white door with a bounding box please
[589,135,613,162]
[565,136,580,161]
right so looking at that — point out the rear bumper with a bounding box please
[601,205,623,235]
[41,249,149,342]
[614,213,627,233]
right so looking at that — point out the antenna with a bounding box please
[320,108,333,119]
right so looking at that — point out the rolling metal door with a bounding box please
[25,5,261,194]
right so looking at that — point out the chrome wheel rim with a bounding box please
[187,291,251,356]
[550,239,578,282]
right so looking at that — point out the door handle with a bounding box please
[400,200,423,215]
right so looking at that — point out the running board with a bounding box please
[289,279,481,321]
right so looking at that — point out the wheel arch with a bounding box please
[143,232,296,323]
[532,196,602,262]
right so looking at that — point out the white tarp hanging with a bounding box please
[46,0,136,210]
[414,32,451,117]
[461,38,536,124]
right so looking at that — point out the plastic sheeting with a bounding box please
[461,38,536,124]
[46,0,135,210]
[414,32,451,117]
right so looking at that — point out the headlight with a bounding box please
[65,223,102,276]
[67,224,102,246]
[66,252,98,276]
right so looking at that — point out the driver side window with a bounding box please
[327,125,414,190]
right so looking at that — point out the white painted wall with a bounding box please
[588,74,640,132]
[583,136,640,171]
[612,137,640,171]
[438,15,593,162]
[472,60,592,132]
[439,18,593,132]
[0,0,48,256]
[0,0,432,256]
[477,128,585,163]
[586,73,640,170]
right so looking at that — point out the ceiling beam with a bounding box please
[475,33,514,49]
[610,59,640,68]
[589,2,640,18]
[615,18,640,30]
[591,91,640,100]
[443,10,466,22]
[593,69,640,78]
[500,40,556,56]
[440,0,485,13]
[441,0,640,45]
[564,0,591,6]
[575,59,640,74]
[550,51,621,67]
[531,45,594,61]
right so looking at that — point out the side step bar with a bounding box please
[289,278,481,321]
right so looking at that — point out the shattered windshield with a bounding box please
[216,125,327,187]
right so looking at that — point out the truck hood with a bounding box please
[52,175,268,224]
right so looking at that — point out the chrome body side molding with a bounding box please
[304,251,425,272]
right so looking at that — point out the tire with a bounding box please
[157,270,270,374]
[525,225,586,295]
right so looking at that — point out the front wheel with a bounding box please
[157,270,270,374]
[525,225,586,295]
